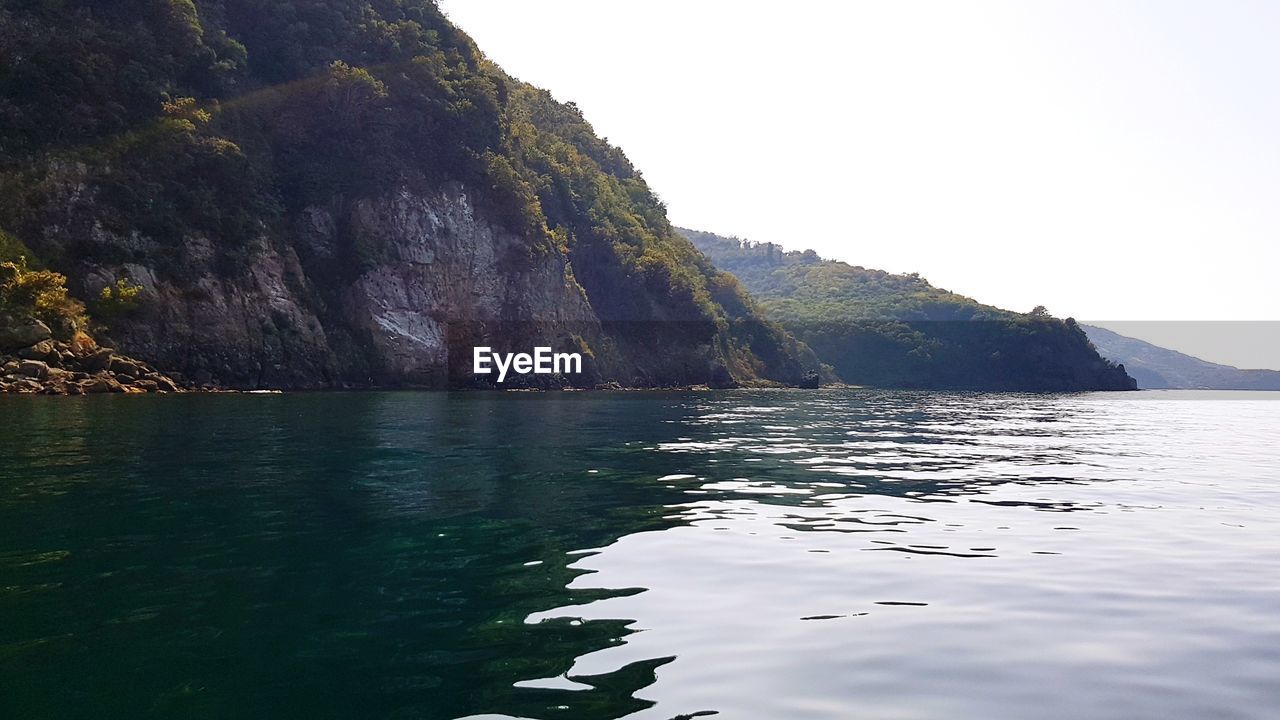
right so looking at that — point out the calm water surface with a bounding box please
[1,390,1278,719]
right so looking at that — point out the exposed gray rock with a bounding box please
[0,316,52,352]
[336,186,599,385]
[63,184,608,389]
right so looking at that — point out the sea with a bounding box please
[2,389,1278,719]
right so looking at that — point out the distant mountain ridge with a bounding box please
[1082,325,1280,390]
[681,228,1135,391]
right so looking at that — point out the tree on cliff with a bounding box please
[0,0,819,387]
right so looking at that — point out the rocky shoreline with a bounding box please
[2,315,826,396]
[1,317,185,395]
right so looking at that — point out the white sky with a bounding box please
[440,1,1280,330]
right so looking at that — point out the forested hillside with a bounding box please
[683,229,1135,391]
[0,0,817,388]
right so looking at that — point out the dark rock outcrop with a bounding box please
[0,316,52,352]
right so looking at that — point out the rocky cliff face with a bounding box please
[39,175,784,389]
[327,186,601,386]
[4,179,592,391]
[0,1,820,390]
[42,181,583,389]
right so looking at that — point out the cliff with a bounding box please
[683,229,1136,391]
[0,1,818,389]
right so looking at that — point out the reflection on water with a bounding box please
[1,390,1278,719]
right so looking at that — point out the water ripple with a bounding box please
[2,390,1279,720]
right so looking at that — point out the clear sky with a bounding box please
[439,1,1280,362]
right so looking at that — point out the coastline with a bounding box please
[1,380,1171,396]
[0,340,186,396]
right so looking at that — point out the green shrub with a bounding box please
[94,278,145,320]
[0,231,37,266]
[0,259,89,339]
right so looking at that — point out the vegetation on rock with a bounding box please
[0,258,89,342]
[1,237,184,394]
[0,0,817,388]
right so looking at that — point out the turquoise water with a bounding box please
[2,390,1278,719]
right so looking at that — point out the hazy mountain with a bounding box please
[682,228,1135,391]
[1083,325,1280,390]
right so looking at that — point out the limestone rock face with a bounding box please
[18,178,811,390]
[88,234,334,389]
[62,184,609,389]
[330,186,600,386]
